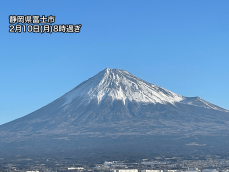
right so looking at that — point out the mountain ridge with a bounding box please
[59,68,227,113]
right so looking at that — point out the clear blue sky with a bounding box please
[0,0,229,125]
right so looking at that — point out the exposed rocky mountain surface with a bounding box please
[0,68,228,159]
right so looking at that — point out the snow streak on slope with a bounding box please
[62,68,184,106]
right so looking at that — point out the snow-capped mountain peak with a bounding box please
[62,68,184,106]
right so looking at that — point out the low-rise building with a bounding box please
[111,169,138,172]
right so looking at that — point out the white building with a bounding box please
[112,169,138,172]
[141,170,163,172]
[168,170,178,172]
[68,167,84,170]
[202,169,218,172]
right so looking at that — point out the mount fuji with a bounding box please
[0,68,229,160]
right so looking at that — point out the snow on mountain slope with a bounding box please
[62,68,184,106]
[61,68,228,113]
